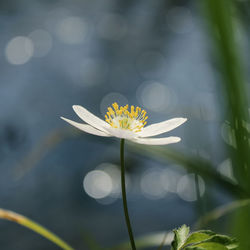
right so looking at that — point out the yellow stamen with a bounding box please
[105,103,148,132]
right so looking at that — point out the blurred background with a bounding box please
[0,0,249,249]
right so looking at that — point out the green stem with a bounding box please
[0,208,74,250]
[120,139,136,250]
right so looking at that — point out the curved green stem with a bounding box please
[120,139,136,250]
[0,208,74,250]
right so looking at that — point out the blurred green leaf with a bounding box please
[195,199,250,229]
[14,127,79,179]
[202,0,250,248]
[81,230,103,250]
[204,0,250,195]
[128,143,247,197]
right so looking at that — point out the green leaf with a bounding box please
[171,225,190,250]
[183,231,215,248]
[201,235,238,250]
[184,233,238,250]
[206,235,237,247]
[186,242,228,250]
[170,225,239,250]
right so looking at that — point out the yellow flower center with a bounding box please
[105,102,148,132]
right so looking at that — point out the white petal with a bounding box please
[72,105,109,132]
[131,136,181,145]
[105,127,136,139]
[138,118,187,138]
[61,117,111,137]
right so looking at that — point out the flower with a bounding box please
[61,103,187,145]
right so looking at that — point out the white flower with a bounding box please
[61,103,187,145]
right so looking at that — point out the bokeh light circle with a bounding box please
[218,158,236,183]
[140,169,167,199]
[221,122,236,148]
[97,163,121,197]
[57,16,88,44]
[137,81,170,112]
[83,170,113,199]
[177,174,205,202]
[5,36,34,65]
[160,169,181,193]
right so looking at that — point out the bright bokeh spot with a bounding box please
[28,29,53,57]
[57,16,88,44]
[140,169,167,199]
[83,170,113,199]
[177,174,205,202]
[5,36,34,65]
[98,163,121,198]
[137,81,170,112]
[221,122,236,148]
[160,169,181,193]
[218,158,236,183]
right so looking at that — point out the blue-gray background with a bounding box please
[0,0,248,249]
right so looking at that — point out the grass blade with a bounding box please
[0,208,74,250]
